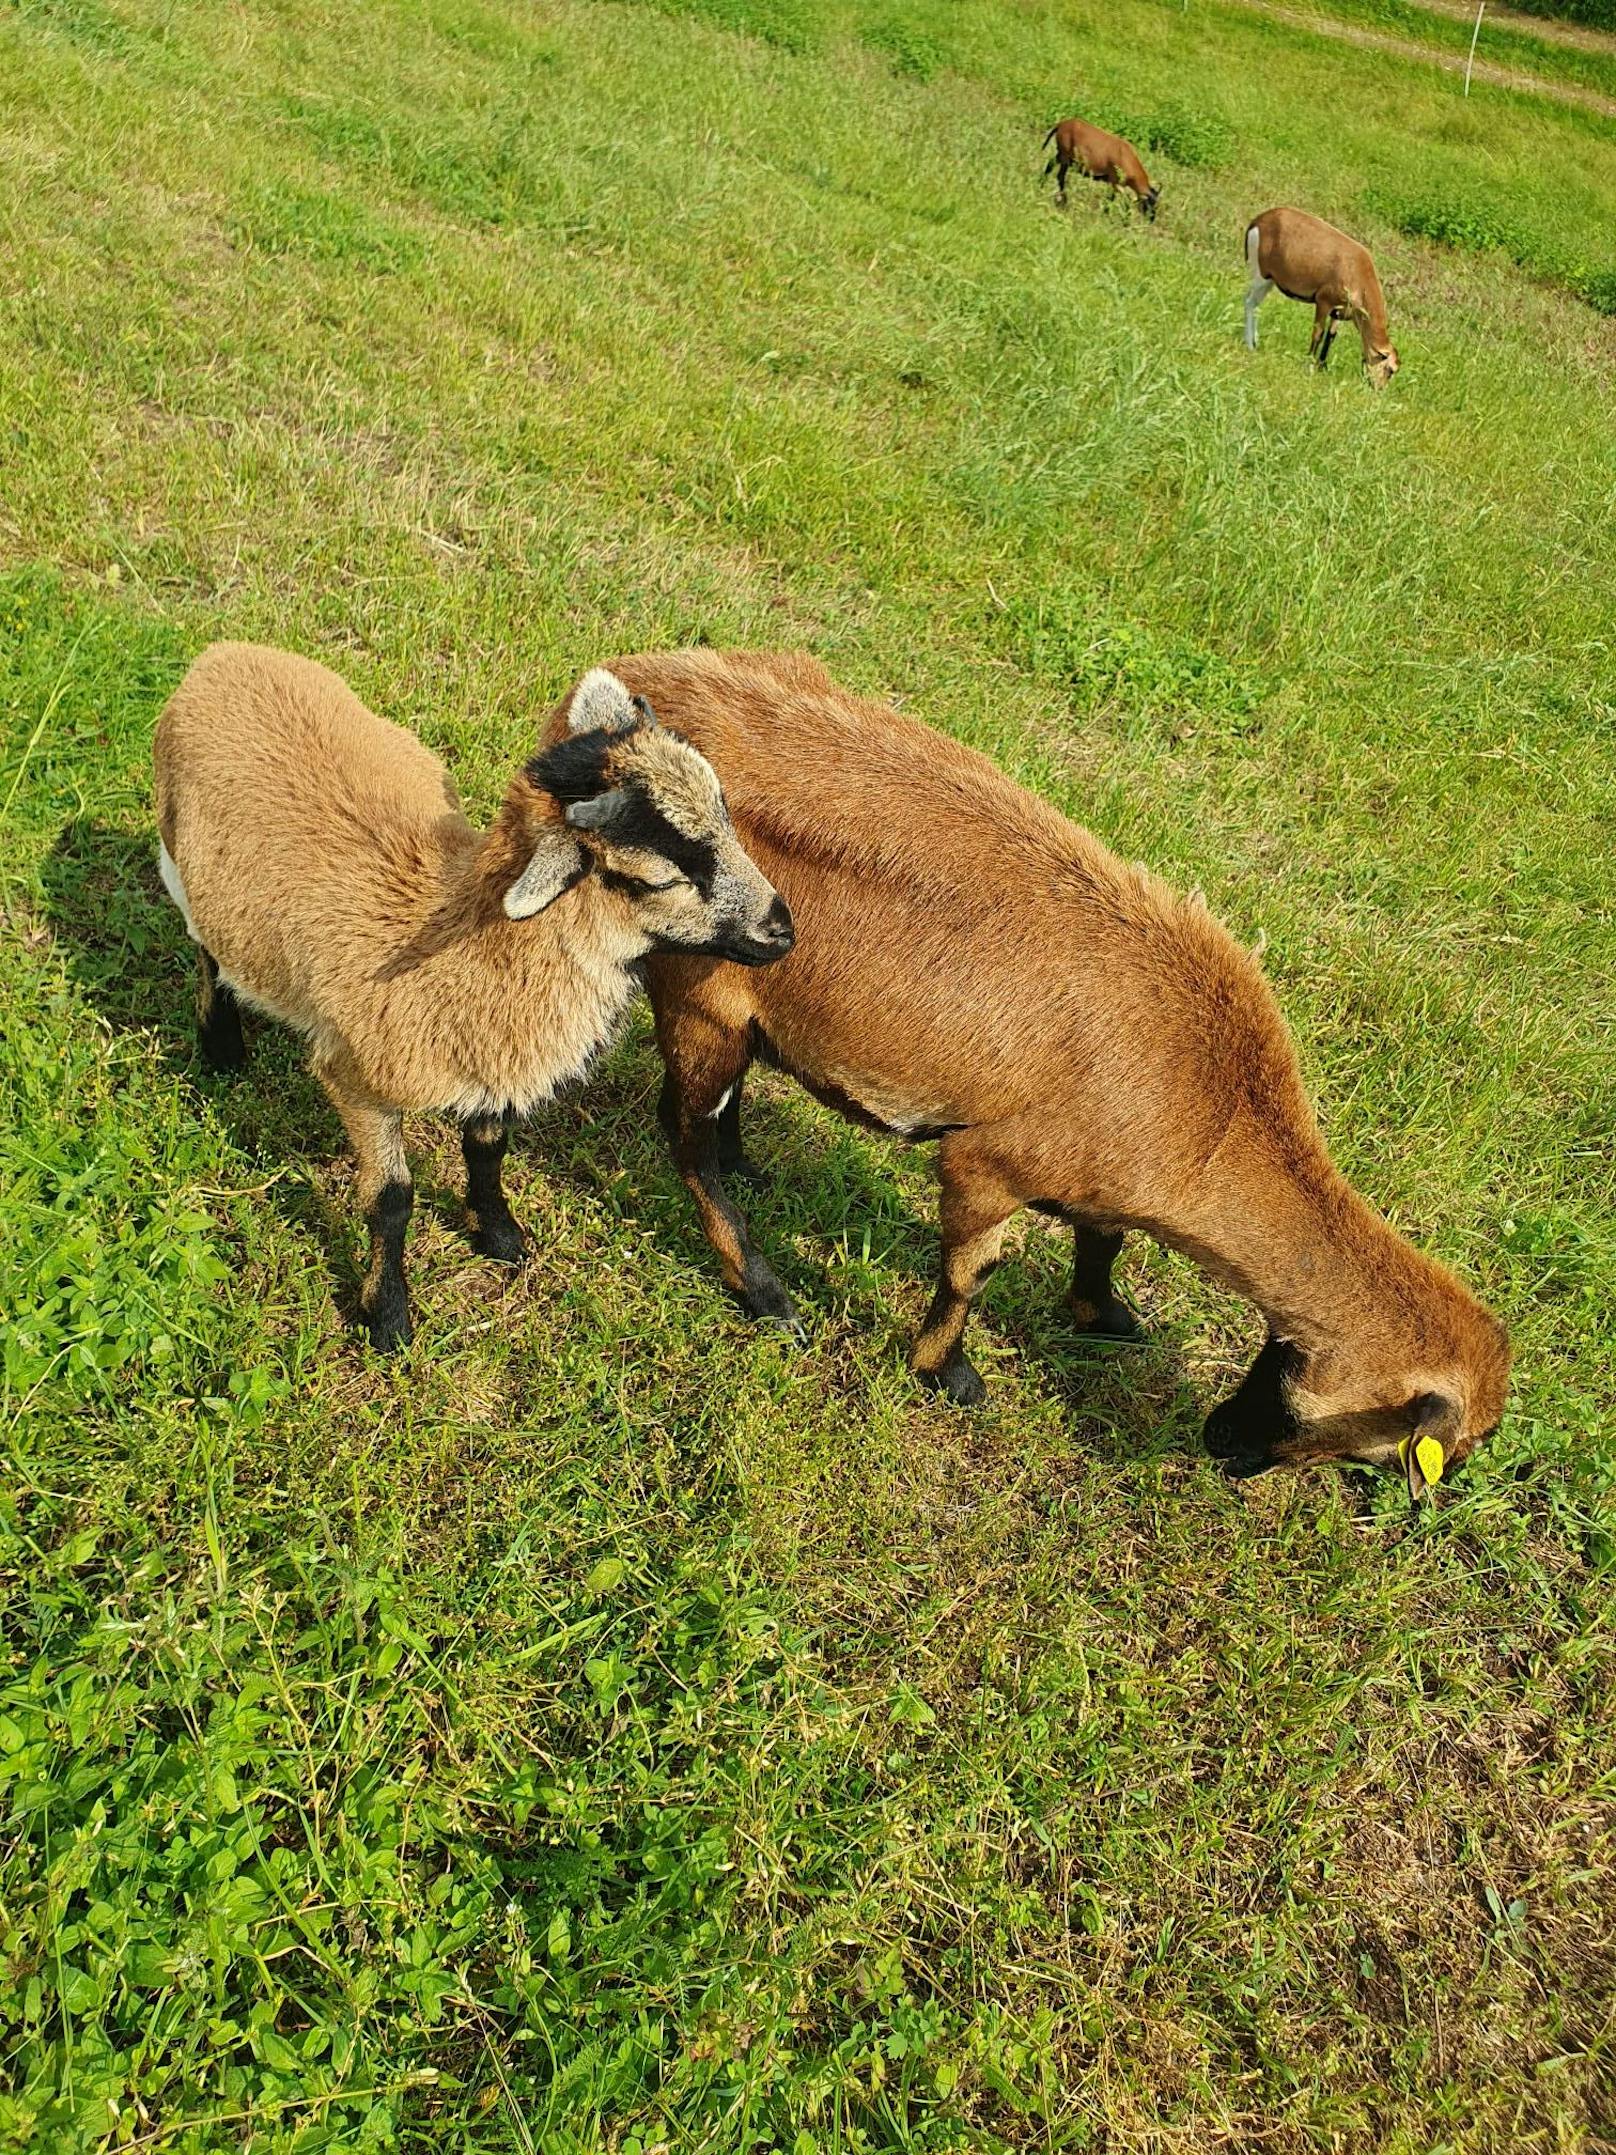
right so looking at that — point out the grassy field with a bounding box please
[2,0,1614,2146]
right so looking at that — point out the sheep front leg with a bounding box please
[912,1132,1019,1407]
[658,1072,804,1341]
[1310,301,1337,368]
[462,1111,527,1265]
[321,1070,414,1351]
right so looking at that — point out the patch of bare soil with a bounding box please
[1225,0,1616,114]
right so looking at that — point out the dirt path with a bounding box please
[1226,0,1616,114]
[1390,0,1616,58]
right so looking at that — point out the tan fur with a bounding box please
[545,648,1510,1480]
[154,642,787,1346]
[1246,206,1398,384]
[1043,118,1159,216]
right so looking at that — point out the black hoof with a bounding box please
[920,1355,987,1408]
[725,1156,771,1192]
[470,1214,529,1267]
[1073,1298,1144,1343]
[740,1273,805,1343]
[364,1307,413,1354]
[759,1311,809,1348]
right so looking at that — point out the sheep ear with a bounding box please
[564,787,630,833]
[1402,1391,1461,1499]
[503,833,584,919]
[567,668,638,736]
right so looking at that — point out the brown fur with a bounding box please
[1246,206,1398,384]
[544,648,1510,1484]
[1042,118,1159,217]
[154,643,789,1347]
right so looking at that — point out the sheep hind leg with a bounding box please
[462,1111,527,1266]
[197,949,247,1073]
[912,1132,1020,1408]
[321,1070,414,1351]
[1068,1222,1142,1341]
[1244,275,1273,351]
[657,1065,805,1343]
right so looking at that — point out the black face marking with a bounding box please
[1203,1335,1303,1475]
[528,729,615,805]
[601,786,721,897]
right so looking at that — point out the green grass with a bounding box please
[1,0,1613,2147]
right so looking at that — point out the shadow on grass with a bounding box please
[512,1028,1202,1470]
[39,818,375,1331]
[41,818,1197,1462]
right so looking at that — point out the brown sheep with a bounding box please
[1043,117,1159,219]
[154,645,793,1350]
[1245,206,1398,386]
[543,648,1509,1495]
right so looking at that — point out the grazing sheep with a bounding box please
[1245,206,1399,385]
[543,648,1509,1495]
[1042,117,1159,219]
[154,644,794,1349]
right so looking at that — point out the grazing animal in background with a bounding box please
[154,645,794,1350]
[544,648,1510,1493]
[1244,206,1399,385]
[1042,117,1159,219]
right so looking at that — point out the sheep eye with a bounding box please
[607,868,685,895]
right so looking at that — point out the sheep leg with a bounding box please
[1069,1223,1141,1340]
[715,1070,769,1189]
[1244,276,1273,350]
[462,1111,527,1266]
[1057,157,1069,201]
[912,1132,1019,1407]
[1320,318,1338,367]
[1310,302,1335,367]
[659,1076,804,1341]
[196,949,247,1073]
[320,1071,413,1351]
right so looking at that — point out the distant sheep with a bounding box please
[154,644,793,1349]
[1245,206,1398,385]
[547,648,1510,1496]
[1043,117,1159,219]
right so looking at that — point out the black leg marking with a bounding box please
[363,1180,414,1352]
[462,1114,527,1266]
[197,950,247,1073]
[715,1073,768,1189]
[1070,1224,1143,1342]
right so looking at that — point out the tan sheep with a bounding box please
[1245,206,1399,385]
[1042,117,1159,219]
[154,643,793,1348]
[543,648,1509,1496]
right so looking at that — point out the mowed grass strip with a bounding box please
[0,0,1612,2147]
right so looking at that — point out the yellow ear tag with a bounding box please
[1398,1433,1447,1487]
[1415,1434,1445,1485]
